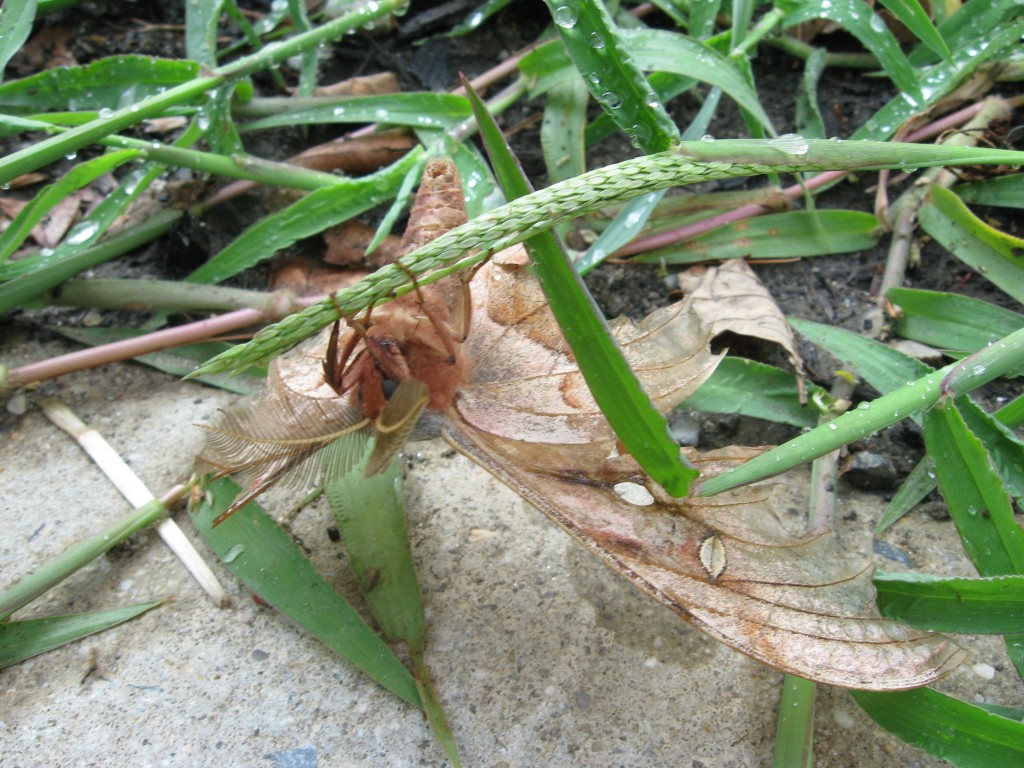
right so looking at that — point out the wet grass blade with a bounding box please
[466,78,698,496]
[0,600,163,669]
[876,0,952,62]
[852,16,1024,140]
[699,325,1024,496]
[955,174,1024,210]
[192,475,422,708]
[782,0,923,103]
[0,149,139,264]
[687,357,822,429]
[632,209,879,263]
[544,1,679,153]
[875,458,936,533]
[790,318,931,396]
[186,148,422,284]
[239,93,472,131]
[925,398,1024,677]
[875,572,1024,634]
[772,676,815,768]
[0,0,38,82]
[888,288,1024,354]
[924,400,1024,576]
[853,688,1024,767]
[0,54,201,113]
[919,186,1024,304]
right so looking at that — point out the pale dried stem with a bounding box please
[40,398,230,607]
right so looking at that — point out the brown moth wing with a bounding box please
[444,249,964,690]
[198,327,371,499]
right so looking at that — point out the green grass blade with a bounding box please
[957,397,1024,500]
[192,476,422,708]
[888,287,1024,354]
[621,28,773,132]
[772,676,815,768]
[325,440,461,766]
[923,399,1024,576]
[0,149,139,264]
[239,93,473,131]
[790,317,931,395]
[795,47,827,140]
[909,0,1018,65]
[853,688,1024,767]
[544,1,679,152]
[995,394,1024,429]
[0,0,403,185]
[853,16,1024,139]
[0,209,181,313]
[466,78,698,496]
[541,77,588,185]
[0,493,173,619]
[701,323,1024,496]
[919,185,1024,304]
[186,148,422,284]
[0,0,39,82]
[875,457,936,533]
[876,0,952,62]
[689,0,722,37]
[186,0,224,67]
[0,600,163,669]
[955,174,1024,210]
[875,572,1024,634]
[781,0,923,103]
[0,55,202,113]
[687,357,821,428]
[633,209,880,263]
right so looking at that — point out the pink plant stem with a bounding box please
[7,299,316,389]
[614,103,986,259]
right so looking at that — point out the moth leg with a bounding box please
[394,261,461,363]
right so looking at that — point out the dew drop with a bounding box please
[869,14,886,32]
[98,107,114,119]
[700,134,715,143]
[590,32,606,49]
[552,6,577,28]
[601,92,622,109]
[767,133,810,155]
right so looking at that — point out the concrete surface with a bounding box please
[2,326,1020,767]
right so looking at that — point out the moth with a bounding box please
[200,159,963,689]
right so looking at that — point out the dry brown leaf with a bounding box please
[201,161,962,689]
[313,72,400,97]
[679,258,805,395]
[323,220,402,268]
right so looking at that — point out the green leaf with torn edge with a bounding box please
[0,600,163,669]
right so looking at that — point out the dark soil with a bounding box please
[5,0,1023,495]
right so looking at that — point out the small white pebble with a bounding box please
[643,656,659,668]
[972,662,996,680]
[832,708,856,729]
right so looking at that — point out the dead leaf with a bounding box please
[679,258,806,398]
[323,220,402,268]
[313,72,400,97]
